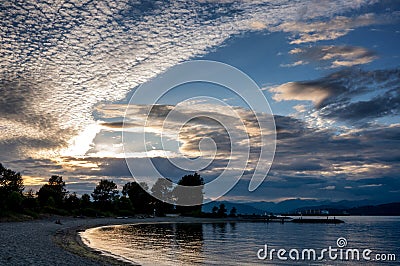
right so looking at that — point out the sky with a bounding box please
[1,0,399,203]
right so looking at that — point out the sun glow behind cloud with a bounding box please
[97,103,269,163]
[1,0,400,202]
[0,0,389,163]
[60,123,102,157]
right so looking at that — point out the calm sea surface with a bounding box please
[81,216,400,265]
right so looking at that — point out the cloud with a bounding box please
[270,82,334,107]
[280,60,309,68]
[3,111,399,202]
[270,68,400,122]
[264,116,400,202]
[2,0,399,201]
[321,185,336,190]
[275,12,398,44]
[289,45,377,68]
[247,20,267,30]
[99,121,142,129]
[293,104,307,113]
[96,104,400,185]
[0,0,386,162]
[359,184,382,188]
[96,103,274,165]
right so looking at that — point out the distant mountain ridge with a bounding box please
[203,198,395,215]
[202,201,265,215]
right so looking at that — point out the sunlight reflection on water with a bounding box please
[81,217,400,265]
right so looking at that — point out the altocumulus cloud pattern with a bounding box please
[0,0,383,159]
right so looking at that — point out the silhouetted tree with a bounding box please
[65,192,80,211]
[173,173,204,215]
[217,203,227,217]
[22,189,39,210]
[80,193,91,208]
[6,191,24,211]
[123,182,152,214]
[0,163,24,211]
[115,196,134,215]
[151,178,174,215]
[46,196,56,208]
[92,180,119,210]
[0,163,24,193]
[229,207,237,217]
[212,206,218,216]
[37,175,68,208]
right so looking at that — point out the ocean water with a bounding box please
[81,216,400,265]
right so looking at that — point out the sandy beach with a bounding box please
[0,216,189,265]
[0,216,238,265]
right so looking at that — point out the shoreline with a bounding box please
[53,217,144,266]
[0,215,351,265]
[54,216,247,266]
[0,216,169,265]
[0,215,243,265]
[0,215,145,265]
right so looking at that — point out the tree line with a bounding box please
[0,163,208,218]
